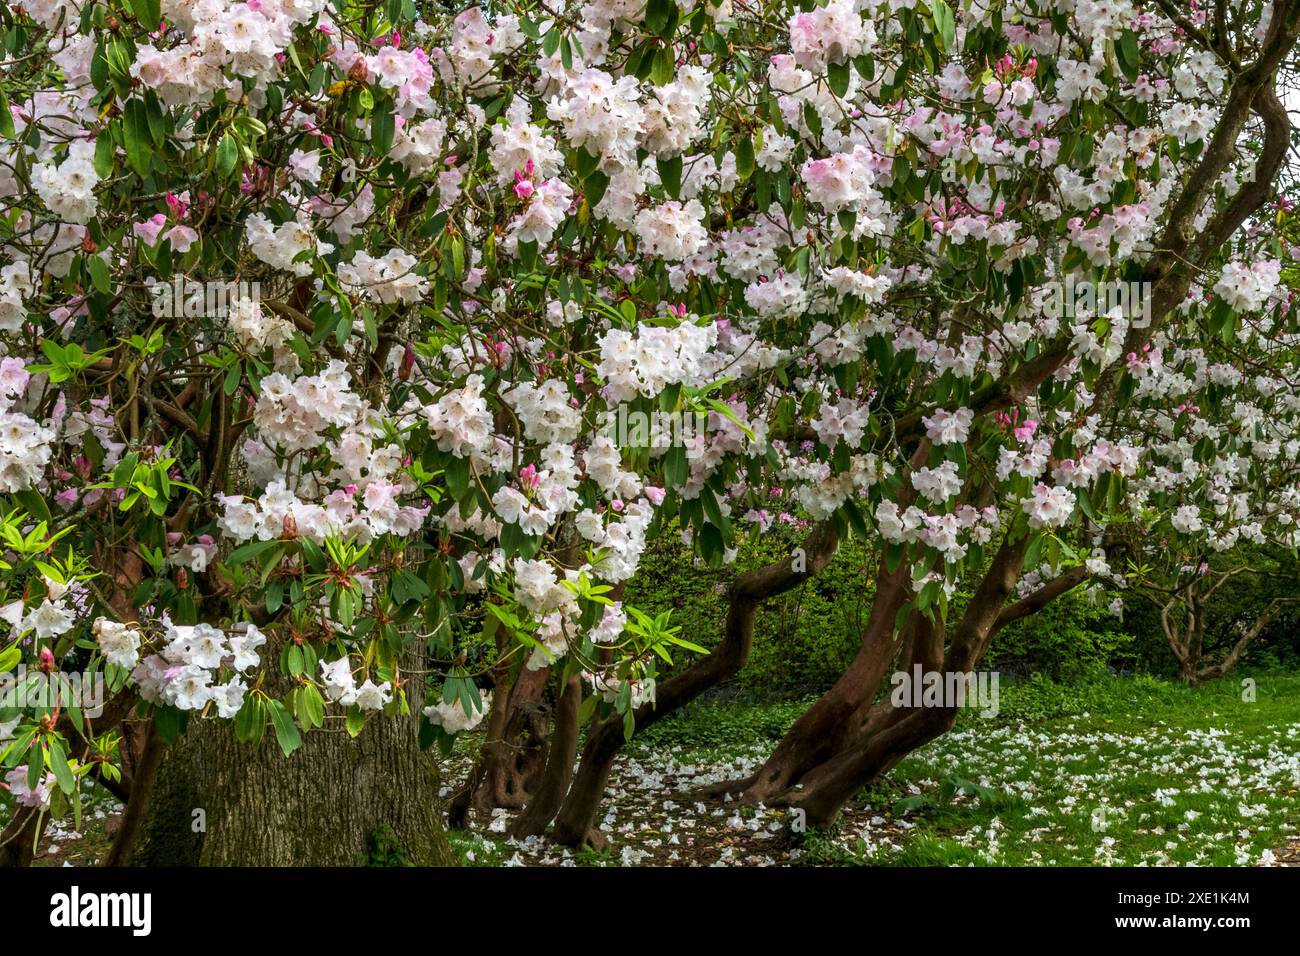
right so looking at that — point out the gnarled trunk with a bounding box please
[549,521,842,847]
[733,557,912,805]
[510,672,582,838]
[446,661,552,827]
[707,539,1088,829]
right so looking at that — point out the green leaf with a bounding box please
[895,794,933,814]
[578,692,600,726]
[1023,533,1044,570]
[700,485,726,529]
[735,134,755,181]
[267,699,302,757]
[371,95,395,156]
[827,60,850,98]
[294,684,325,730]
[287,643,305,677]
[345,706,366,737]
[234,695,266,746]
[644,0,677,37]
[302,684,325,729]
[93,135,115,178]
[445,454,470,500]
[27,739,41,790]
[1117,30,1140,83]
[699,522,725,567]
[47,738,75,795]
[0,89,13,140]
[651,45,675,86]
[132,0,162,31]
[91,42,109,93]
[226,538,280,566]
[86,256,111,294]
[657,154,682,199]
[122,99,153,178]
[1075,487,1097,522]
[802,100,822,140]
[930,0,956,51]
[663,444,687,488]
[153,704,188,743]
[216,132,239,179]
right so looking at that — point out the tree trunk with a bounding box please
[103,721,164,867]
[705,537,1066,828]
[719,449,935,806]
[734,556,911,804]
[510,672,582,838]
[129,707,455,866]
[1183,592,1206,684]
[550,521,842,847]
[446,662,551,827]
[1195,597,1292,683]
[786,706,956,827]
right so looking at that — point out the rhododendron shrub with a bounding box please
[1118,545,1299,684]
[1,0,1299,862]
[1104,324,1300,683]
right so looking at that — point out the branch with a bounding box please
[1192,80,1292,263]
[1201,565,1248,601]
[148,396,205,443]
[993,565,1090,632]
[1198,597,1298,679]
[1089,3,1300,414]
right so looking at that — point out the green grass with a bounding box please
[623,670,1300,866]
[447,828,511,866]
[630,696,812,759]
[869,670,1300,866]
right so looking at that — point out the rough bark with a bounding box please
[446,661,551,827]
[510,671,582,838]
[129,706,455,867]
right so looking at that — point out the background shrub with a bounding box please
[623,528,1300,698]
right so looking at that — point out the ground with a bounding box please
[444,672,1300,867]
[26,794,121,868]
[10,672,1299,867]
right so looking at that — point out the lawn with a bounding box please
[446,672,1300,867]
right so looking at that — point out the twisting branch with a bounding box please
[993,565,1090,632]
